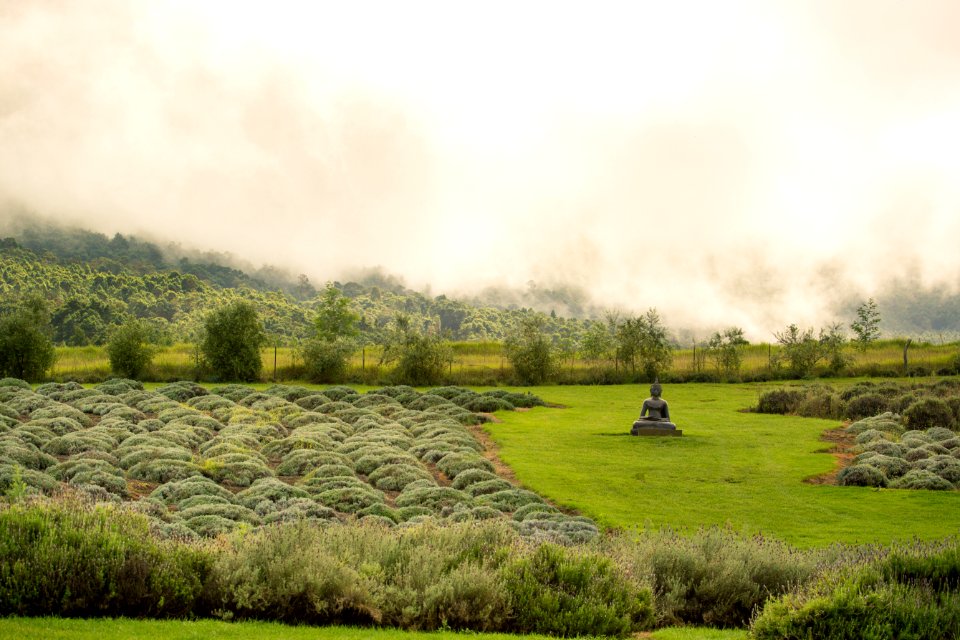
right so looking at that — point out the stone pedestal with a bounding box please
[631,420,682,437]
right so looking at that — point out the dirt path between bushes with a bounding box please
[804,425,855,485]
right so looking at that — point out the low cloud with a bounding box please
[2,0,959,340]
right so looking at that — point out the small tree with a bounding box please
[850,298,881,351]
[773,323,850,378]
[580,321,614,365]
[504,314,555,385]
[612,309,673,380]
[772,324,820,377]
[637,308,673,380]
[201,301,265,382]
[313,283,359,342]
[378,313,450,386]
[106,320,156,379]
[820,323,851,375]
[0,295,56,381]
[707,327,749,378]
[301,283,359,383]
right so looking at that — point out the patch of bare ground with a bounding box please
[126,480,158,499]
[467,415,582,516]
[466,421,519,485]
[804,424,855,485]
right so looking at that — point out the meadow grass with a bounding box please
[49,339,960,383]
[0,618,748,640]
[486,383,960,548]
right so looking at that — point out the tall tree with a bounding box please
[504,314,555,385]
[0,295,56,381]
[106,319,156,379]
[301,283,359,382]
[707,327,749,378]
[201,301,265,382]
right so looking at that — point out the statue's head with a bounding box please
[650,382,662,397]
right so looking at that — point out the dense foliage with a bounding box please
[201,302,266,382]
[106,320,156,379]
[0,296,55,381]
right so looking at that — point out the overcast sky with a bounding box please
[2,0,959,337]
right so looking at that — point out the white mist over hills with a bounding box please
[2,1,959,340]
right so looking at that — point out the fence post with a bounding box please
[903,339,912,375]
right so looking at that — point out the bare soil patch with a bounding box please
[804,425,855,485]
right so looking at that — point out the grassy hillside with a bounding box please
[486,383,960,547]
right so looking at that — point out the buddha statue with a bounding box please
[632,381,678,434]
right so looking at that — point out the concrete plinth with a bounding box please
[631,420,682,437]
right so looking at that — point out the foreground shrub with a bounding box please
[0,496,210,617]
[752,539,960,640]
[502,542,653,636]
[837,464,887,488]
[608,526,820,628]
[905,398,957,431]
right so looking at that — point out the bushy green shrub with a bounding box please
[476,489,545,512]
[837,464,887,487]
[0,440,56,470]
[929,427,957,442]
[0,464,59,494]
[354,450,421,476]
[512,502,561,521]
[257,497,337,524]
[367,463,434,491]
[751,540,960,640]
[436,452,494,478]
[845,393,889,420]
[201,457,273,487]
[755,388,805,414]
[184,514,240,537]
[914,457,960,485]
[0,497,210,617]
[395,486,471,512]
[42,431,119,455]
[461,396,515,413]
[465,478,514,497]
[860,440,906,458]
[891,469,955,491]
[178,502,260,525]
[29,404,91,427]
[234,477,311,509]
[321,386,358,402]
[906,398,957,431]
[129,459,203,483]
[865,454,910,479]
[186,395,235,411]
[151,475,235,505]
[855,429,887,445]
[313,486,385,513]
[502,542,652,636]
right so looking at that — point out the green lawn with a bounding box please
[487,383,960,547]
[0,618,747,640]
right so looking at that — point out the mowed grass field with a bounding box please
[485,383,960,547]
[0,618,748,640]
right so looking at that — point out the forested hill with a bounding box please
[0,227,592,347]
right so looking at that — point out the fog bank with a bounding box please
[2,1,959,339]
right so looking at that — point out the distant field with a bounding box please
[486,383,960,547]
[0,618,748,640]
[49,338,960,383]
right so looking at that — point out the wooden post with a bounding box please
[273,343,277,382]
[903,339,912,375]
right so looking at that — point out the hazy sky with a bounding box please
[2,0,959,337]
